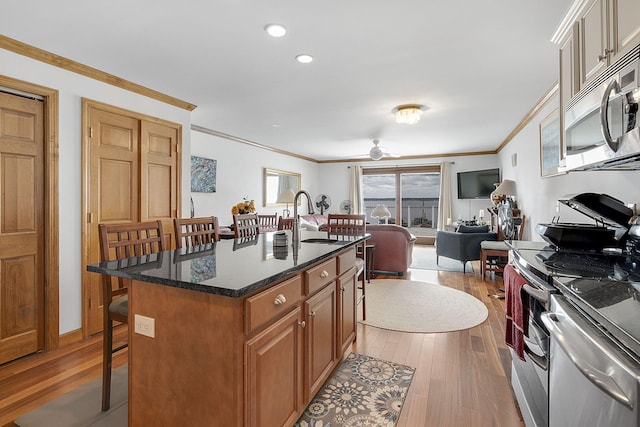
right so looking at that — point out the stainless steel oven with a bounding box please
[542,294,640,427]
[508,191,640,427]
[509,242,559,427]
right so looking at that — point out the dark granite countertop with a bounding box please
[87,230,369,298]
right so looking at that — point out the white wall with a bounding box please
[496,94,640,241]
[0,50,191,334]
[190,130,320,223]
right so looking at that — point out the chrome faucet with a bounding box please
[292,190,314,246]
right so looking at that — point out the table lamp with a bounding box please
[276,188,296,218]
[371,204,391,224]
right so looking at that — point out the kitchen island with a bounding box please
[87,230,368,427]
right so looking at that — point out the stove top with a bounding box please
[509,241,640,358]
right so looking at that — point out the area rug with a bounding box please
[14,365,127,427]
[295,352,415,427]
[409,245,471,273]
[360,279,488,333]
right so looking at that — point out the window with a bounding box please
[362,166,440,237]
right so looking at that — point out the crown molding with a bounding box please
[0,35,197,111]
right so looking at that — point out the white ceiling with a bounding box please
[1,0,572,161]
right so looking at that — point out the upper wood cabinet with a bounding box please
[555,0,640,93]
[559,23,580,122]
[579,0,608,85]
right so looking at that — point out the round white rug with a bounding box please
[360,279,488,333]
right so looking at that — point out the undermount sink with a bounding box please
[300,238,341,244]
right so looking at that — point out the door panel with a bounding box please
[86,108,139,335]
[141,121,178,248]
[0,92,44,364]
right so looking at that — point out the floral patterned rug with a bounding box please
[295,353,415,427]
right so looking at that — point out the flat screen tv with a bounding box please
[457,168,500,199]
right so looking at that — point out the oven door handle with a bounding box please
[541,309,634,409]
[524,343,548,370]
[522,283,547,305]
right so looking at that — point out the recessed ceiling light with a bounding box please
[265,24,287,37]
[295,54,313,64]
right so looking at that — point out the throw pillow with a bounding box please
[457,224,490,233]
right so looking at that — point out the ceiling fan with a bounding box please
[367,139,399,160]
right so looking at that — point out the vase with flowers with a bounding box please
[231,197,256,215]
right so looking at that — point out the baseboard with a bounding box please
[415,236,434,245]
[58,328,83,348]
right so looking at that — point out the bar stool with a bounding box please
[480,240,509,279]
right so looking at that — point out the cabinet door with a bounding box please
[580,0,607,85]
[611,0,640,60]
[246,307,304,427]
[305,283,337,400]
[337,267,357,357]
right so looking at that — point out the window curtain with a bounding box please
[349,165,363,214]
[437,161,452,230]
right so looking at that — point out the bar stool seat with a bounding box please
[480,240,509,280]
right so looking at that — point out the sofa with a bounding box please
[435,225,497,273]
[366,224,416,275]
[299,214,329,231]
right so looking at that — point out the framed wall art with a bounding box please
[191,156,217,193]
[539,109,564,177]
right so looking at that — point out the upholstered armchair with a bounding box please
[366,224,416,275]
[435,225,497,273]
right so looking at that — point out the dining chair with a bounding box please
[326,214,368,319]
[174,216,220,248]
[258,214,278,232]
[277,217,295,230]
[233,214,260,238]
[97,220,165,411]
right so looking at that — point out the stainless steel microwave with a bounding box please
[563,43,640,171]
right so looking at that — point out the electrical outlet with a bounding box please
[134,314,155,338]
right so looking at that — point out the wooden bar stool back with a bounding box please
[258,214,278,232]
[326,214,368,319]
[98,220,165,411]
[233,214,260,238]
[174,216,220,248]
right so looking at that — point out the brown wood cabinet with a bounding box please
[127,246,358,426]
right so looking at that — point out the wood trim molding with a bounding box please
[495,82,559,154]
[0,74,60,351]
[192,124,319,163]
[322,150,497,164]
[0,35,197,112]
[58,329,83,348]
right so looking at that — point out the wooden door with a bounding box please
[86,108,140,335]
[246,307,304,427]
[0,92,45,364]
[305,283,337,401]
[83,102,181,336]
[337,267,357,356]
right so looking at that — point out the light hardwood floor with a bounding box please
[0,263,523,427]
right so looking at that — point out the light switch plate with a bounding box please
[134,314,155,338]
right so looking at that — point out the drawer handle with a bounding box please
[298,320,306,328]
[274,294,287,305]
[320,270,329,278]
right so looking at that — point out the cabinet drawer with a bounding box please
[305,257,337,295]
[337,247,356,276]
[245,275,302,334]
